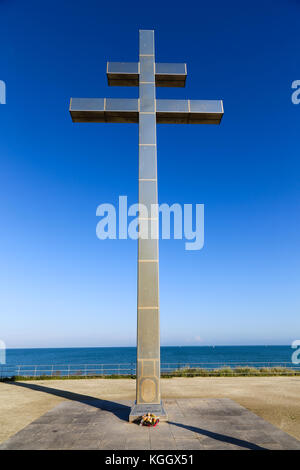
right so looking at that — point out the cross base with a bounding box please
[129,401,168,423]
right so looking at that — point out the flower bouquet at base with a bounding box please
[139,412,159,427]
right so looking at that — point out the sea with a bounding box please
[1,345,296,377]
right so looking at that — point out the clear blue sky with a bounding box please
[0,0,299,348]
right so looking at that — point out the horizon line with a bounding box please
[5,344,292,350]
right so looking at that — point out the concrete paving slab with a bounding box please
[1,398,300,450]
[174,438,204,450]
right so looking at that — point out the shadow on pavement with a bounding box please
[168,421,267,450]
[6,380,131,422]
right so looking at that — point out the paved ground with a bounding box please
[1,398,300,450]
[1,377,300,443]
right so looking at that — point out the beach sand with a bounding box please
[0,376,299,444]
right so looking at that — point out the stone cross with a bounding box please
[69,30,223,421]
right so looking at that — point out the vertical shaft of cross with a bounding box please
[69,28,223,423]
[136,30,161,407]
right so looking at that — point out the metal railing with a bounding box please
[0,361,299,379]
[0,363,135,378]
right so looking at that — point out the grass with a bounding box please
[1,374,136,382]
[161,366,300,377]
[1,366,299,382]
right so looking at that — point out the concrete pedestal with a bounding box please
[129,401,168,423]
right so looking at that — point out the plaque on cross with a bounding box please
[69,30,223,422]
